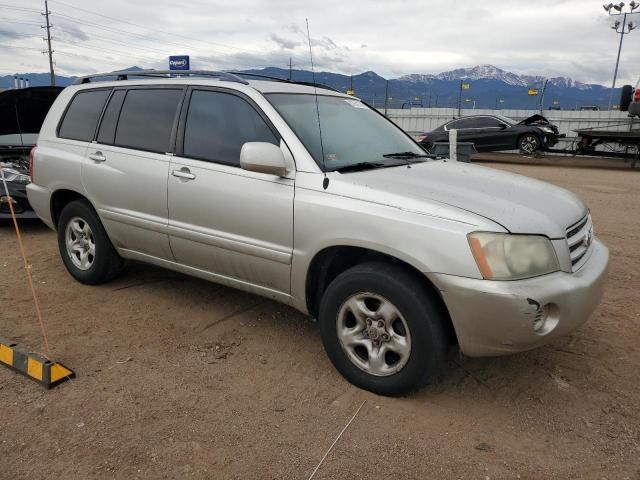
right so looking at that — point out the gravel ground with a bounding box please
[1,162,639,480]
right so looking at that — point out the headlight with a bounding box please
[539,126,554,134]
[468,232,559,280]
[0,167,30,185]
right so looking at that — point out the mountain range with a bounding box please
[0,64,620,110]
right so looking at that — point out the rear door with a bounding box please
[167,87,295,295]
[83,86,184,259]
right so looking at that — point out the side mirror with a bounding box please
[499,123,508,129]
[240,142,288,177]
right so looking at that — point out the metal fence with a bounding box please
[380,107,639,149]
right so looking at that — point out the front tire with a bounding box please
[518,133,541,154]
[319,262,448,396]
[57,199,124,284]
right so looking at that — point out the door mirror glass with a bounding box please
[240,142,288,177]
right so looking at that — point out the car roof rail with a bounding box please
[72,70,250,85]
[228,71,340,92]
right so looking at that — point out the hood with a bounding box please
[518,114,551,126]
[0,86,64,138]
[338,161,586,239]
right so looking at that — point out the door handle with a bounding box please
[172,168,196,180]
[88,151,106,162]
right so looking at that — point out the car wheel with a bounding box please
[518,134,541,154]
[57,199,124,284]
[318,261,448,396]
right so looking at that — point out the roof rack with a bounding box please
[228,71,340,92]
[72,70,249,85]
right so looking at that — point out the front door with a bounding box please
[167,88,294,295]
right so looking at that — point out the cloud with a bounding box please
[270,33,302,50]
[0,0,637,86]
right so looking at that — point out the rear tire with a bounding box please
[57,199,124,284]
[318,262,448,396]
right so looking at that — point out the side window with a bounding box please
[115,89,183,153]
[447,118,475,130]
[482,117,504,128]
[183,90,278,166]
[58,89,111,141]
[96,90,126,145]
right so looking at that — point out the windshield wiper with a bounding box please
[382,151,430,159]
[331,161,386,173]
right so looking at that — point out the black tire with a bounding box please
[57,199,124,284]
[518,133,541,154]
[318,262,448,396]
[620,84,633,112]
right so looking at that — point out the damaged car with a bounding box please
[0,86,63,219]
[417,114,563,154]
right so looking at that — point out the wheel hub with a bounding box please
[336,293,412,377]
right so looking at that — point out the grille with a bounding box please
[566,214,593,270]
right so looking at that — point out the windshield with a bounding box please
[266,94,426,171]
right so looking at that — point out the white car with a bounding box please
[27,70,609,395]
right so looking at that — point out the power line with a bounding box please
[0,4,41,12]
[0,44,43,50]
[0,18,43,25]
[0,32,43,38]
[48,0,285,58]
[55,26,171,56]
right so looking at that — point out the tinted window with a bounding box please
[115,89,182,153]
[96,90,126,145]
[58,89,110,141]
[183,90,278,166]
[481,117,505,128]
[447,118,475,130]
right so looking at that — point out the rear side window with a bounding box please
[115,89,183,153]
[58,89,110,141]
[96,90,126,145]
[182,90,278,166]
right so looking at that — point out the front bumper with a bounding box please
[0,181,38,219]
[429,239,609,357]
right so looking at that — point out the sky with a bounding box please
[1,0,639,85]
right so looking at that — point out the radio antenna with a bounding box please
[305,18,329,189]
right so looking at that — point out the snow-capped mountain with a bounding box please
[398,65,593,90]
[2,64,611,109]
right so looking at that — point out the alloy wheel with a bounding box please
[336,292,412,376]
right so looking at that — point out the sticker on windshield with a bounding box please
[345,99,367,109]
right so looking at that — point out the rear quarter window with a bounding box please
[58,89,111,142]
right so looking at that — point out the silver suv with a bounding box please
[27,70,609,395]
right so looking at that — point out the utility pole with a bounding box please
[603,2,638,109]
[42,0,55,86]
[288,57,293,81]
[538,78,548,114]
[457,80,463,117]
[384,80,389,116]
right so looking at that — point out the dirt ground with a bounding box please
[1,161,639,480]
